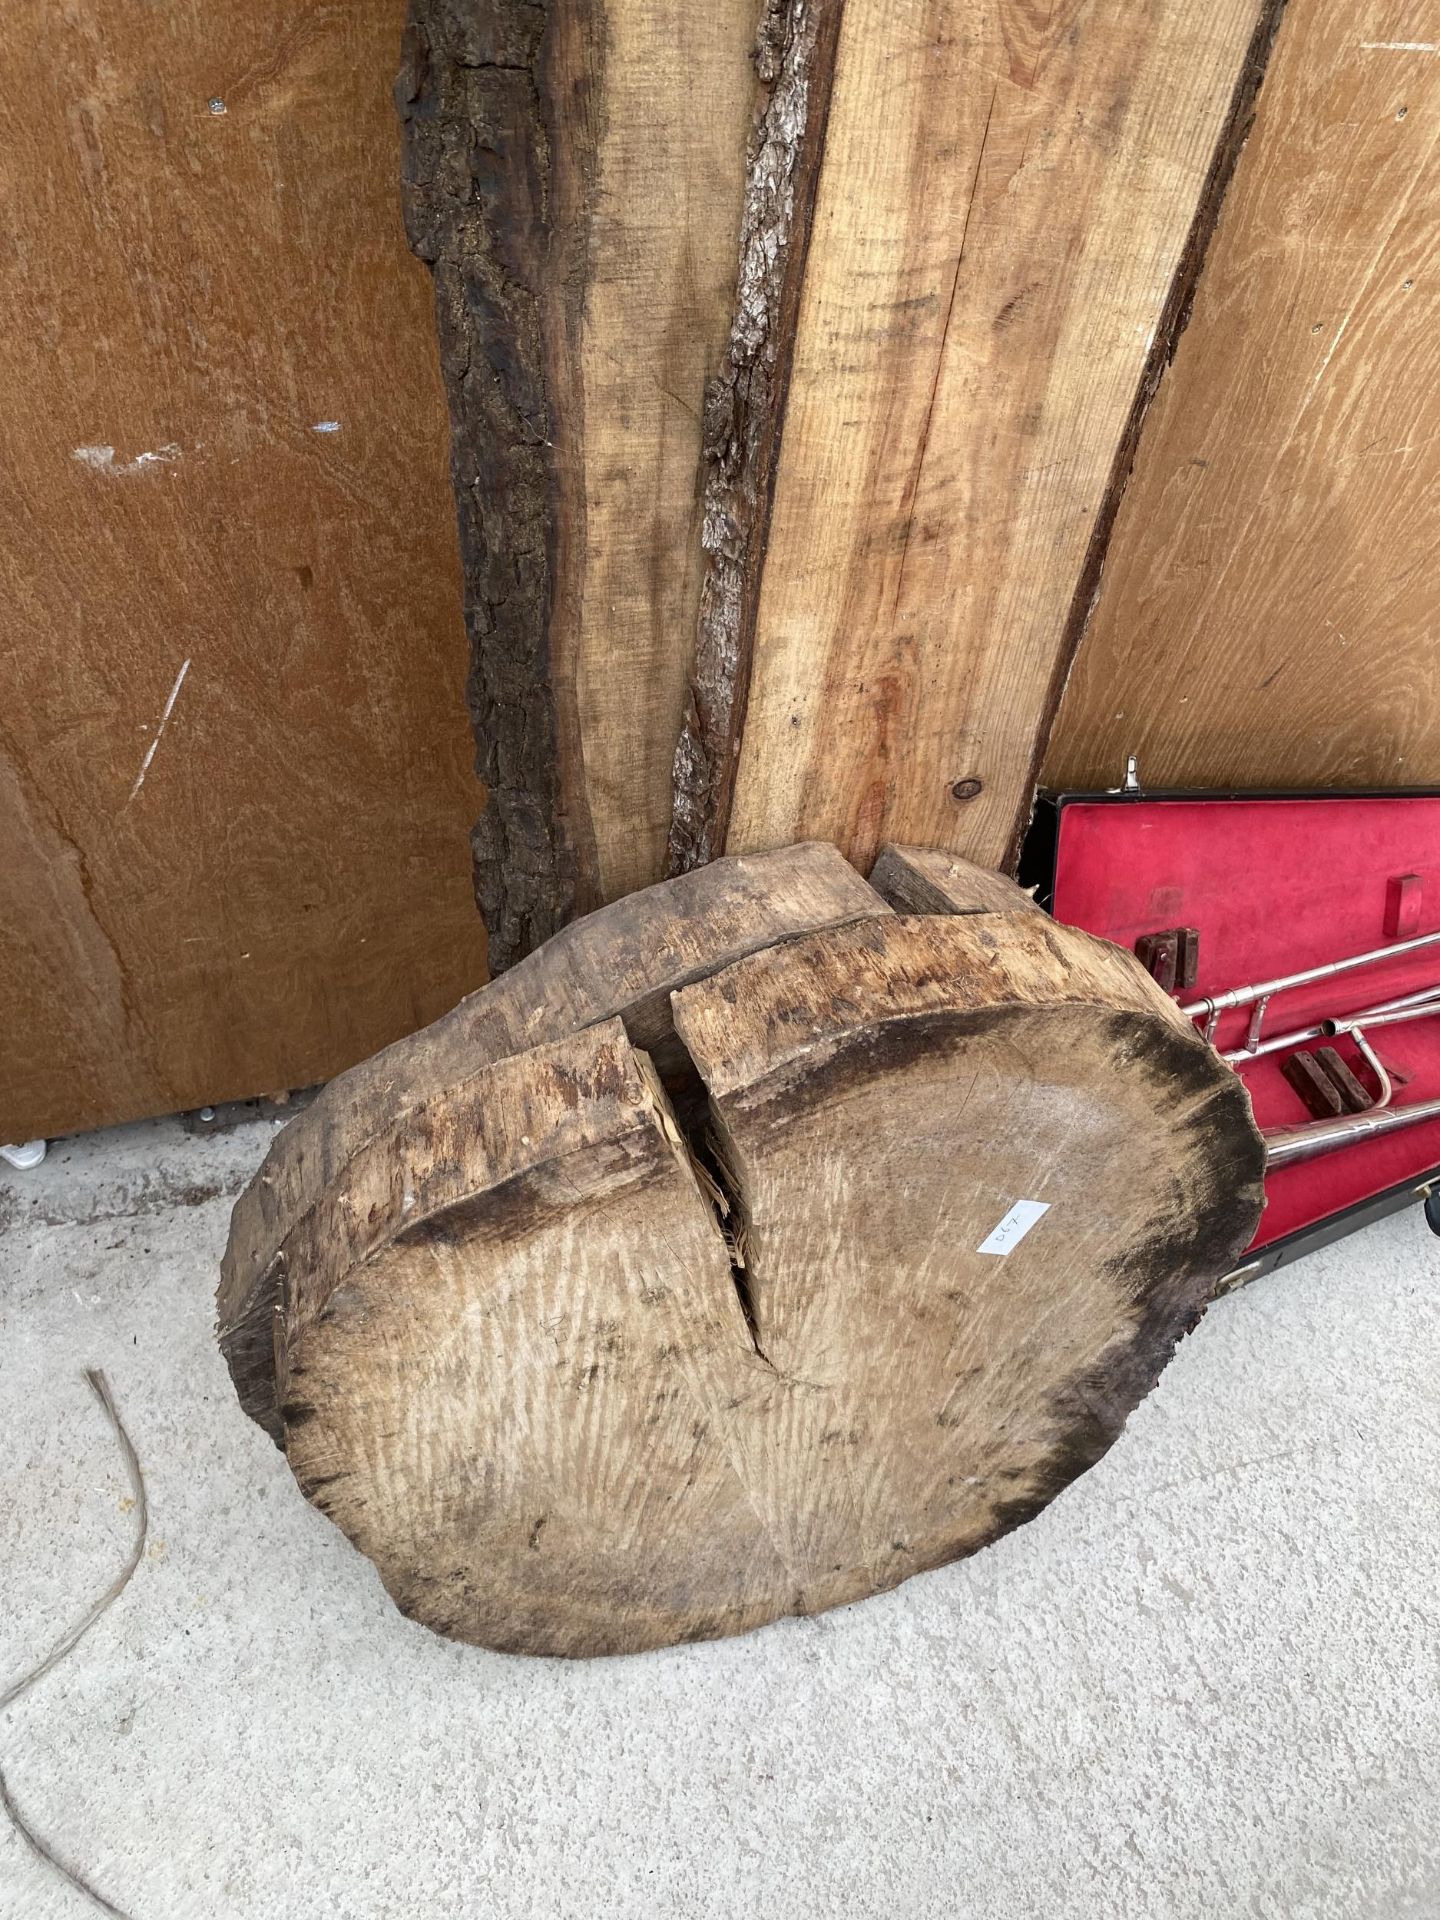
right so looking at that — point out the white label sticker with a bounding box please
[977,1200,1050,1256]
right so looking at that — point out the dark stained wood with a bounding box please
[400,0,758,965]
[0,0,484,1147]
[869,845,1040,917]
[219,842,890,1442]
[1045,0,1440,797]
[252,897,1265,1657]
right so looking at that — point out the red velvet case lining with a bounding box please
[1050,797,1440,1253]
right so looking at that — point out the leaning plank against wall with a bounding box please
[1046,0,1440,795]
[672,0,1283,880]
[0,2,484,1143]
[398,0,759,972]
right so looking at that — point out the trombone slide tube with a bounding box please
[1264,1093,1440,1170]
[1183,928,1440,1024]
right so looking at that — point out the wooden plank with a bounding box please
[673,0,1280,878]
[1045,1,1440,796]
[0,0,483,1146]
[399,0,758,966]
[261,908,1263,1656]
[219,842,890,1443]
[667,0,846,872]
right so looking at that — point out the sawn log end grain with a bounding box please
[221,846,1263,1657]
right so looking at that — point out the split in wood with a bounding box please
[220,845,1265,1657]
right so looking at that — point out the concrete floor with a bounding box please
[1,1115,1438,1920]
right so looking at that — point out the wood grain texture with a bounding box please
[558,1,760,903]
[262,907,1265,1656]
[280,1020,795,1654]
[1045,0,1440,795]
[667,0,844,873]
[219,842,889,1442]
[0,0,483,1146]
[399,0,757,964]
[712,0,1274,876]
[869,844,1039,916]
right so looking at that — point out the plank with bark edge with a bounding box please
[676,0,1284,877]
[397,0,758,963]
[667,0,845,874]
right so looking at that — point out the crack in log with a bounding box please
[634,1033,775,1370]
[695,1119,774,1369]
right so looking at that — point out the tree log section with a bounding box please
[1045,0,1440,795]
[251,907,1265,1657]
[398,0,757,966]
[677,0,1282,876]
[219,843,888,1443]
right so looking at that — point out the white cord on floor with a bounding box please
[1,1369,146,1918]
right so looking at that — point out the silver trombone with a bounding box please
[1175,932,1440,1170]
[1219,980,1440,1065]
[1265,1093,1440,1170]
[1180,926,1440,1053]
[1222,981,1440,1114]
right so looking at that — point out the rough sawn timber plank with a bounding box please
[869,844,1040,916]
[397,0,758,966]
[685,0,1282,877]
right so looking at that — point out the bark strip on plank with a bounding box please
[398,1,595,972]
[666,0,846,875]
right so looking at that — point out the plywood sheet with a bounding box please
[0,1,484,1143]
[1045,0,1440,795]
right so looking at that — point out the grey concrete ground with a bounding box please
[1,1114,1438,1920]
